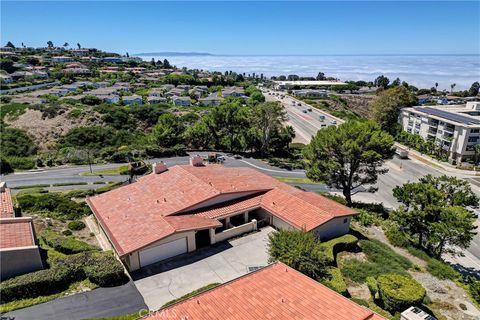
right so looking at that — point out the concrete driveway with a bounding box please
[132,226,274,311]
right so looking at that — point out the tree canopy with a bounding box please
[370,86,417,136]
[303,120,394,206]
[392,174,479,257]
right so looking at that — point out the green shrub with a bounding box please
[65,189,96,198]
[377,274,426,312]
[321,267,348,296]
[52,182,88,187]
[385,226,411,247]
[469,277,480,304]
[426,259,459,281]
[406,246,431,261]
[16,193,91,220]
[83,252,127,287]
[62,230,73,236]
[320,234,358,264]
[6,156,36,170]
[0,158,14,174]
[40,229,99,254]
[268,229,328,279]
[68,220,86,231]
[95,182,124,194]
[317,192,347,205]
[354,209,380,226]
[366,276,378,297]
[0,266,80,303]
[12,184,50,189]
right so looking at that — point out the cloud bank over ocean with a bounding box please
[142,55,479,90]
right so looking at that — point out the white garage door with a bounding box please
[139,238,187,267]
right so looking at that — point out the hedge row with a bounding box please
[320,234,358,264]
[41,229,99,254]
[16,193,91,220]
[1,252,126,303]
[321,267,347,296]
[377,273,425,312]
[68,220,86,231]
[366,276,378,297]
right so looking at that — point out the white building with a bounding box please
[400,102,480,163]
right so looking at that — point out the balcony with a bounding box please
[443,125,455,133]
[428,120,439,127]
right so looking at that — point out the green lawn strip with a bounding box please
[15,187,48,196]
[273,176,319,184]
[86,312,142,320]
[52,182,89,187]
[0,279,97,313]
[12,184,50,189]
[161,283,221,308]
[80,165,129,176]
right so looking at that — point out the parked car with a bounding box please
[233,155,242,159]
[321,124,327,128]
[332,120,337,125]
[307,108,312,112]
[395,148,409,159]
[319,115,325,121]
[302,110,308,113]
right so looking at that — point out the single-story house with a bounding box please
[92,81,110,88]
[143,262,385,320]
[222,86,245,97]
[51,56,74,63]
[122,95,143,105]
[166,87,186,97]
[172,96,191,106]
[199,96,223,106]
[149,88,163,97]
[0,184,43,280]
[161,84,175,91]
[147,96,167,104]
[103,56,123,63]
[87,161,357,271]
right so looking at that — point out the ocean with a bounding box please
[140,55,480,91]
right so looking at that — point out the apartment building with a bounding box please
[400,101,480,163]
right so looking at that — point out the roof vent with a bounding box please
[152,161,168,174]
[190,155,204,167]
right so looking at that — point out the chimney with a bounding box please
[190,155,204,167]
[152,161,167,174]
[0,182,6,192]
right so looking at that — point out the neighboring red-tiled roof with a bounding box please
[143,262,386,320]
[0,187,14,218]
[164,215,222,232]
[87,165,356,256]
[0,217,35,249]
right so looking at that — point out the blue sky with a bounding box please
[1,1,479,55]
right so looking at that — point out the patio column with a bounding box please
[209,228,216,245]
[225,217,231,228]
[243,211,249,223]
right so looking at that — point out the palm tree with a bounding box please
[63,42,69,49]
[77,43,81,49]
[47,41,54,48]
[435,82,438,91]
[450,83,456,93]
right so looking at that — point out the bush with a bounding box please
[83,252,127,287]
[385,226,411,247]
[0,158,14,174]
[426,259,459,281]
[6,156,36,170]
[40,229,99,254]
[62,230,72,236]
[469,277,480,304]
[268,229,328,279]
[321,267,348,296]
[68,220,86,231]
[366,276,378,297]
[16,193,91,220]
[0,266,80,303]
[0,127,37,157]
[354,209,381,226]
[349,297,370,308]
[377,274,426,312]
[320,234,358,264]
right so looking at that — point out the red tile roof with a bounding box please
[0,217,36,249]
[0,188,14,218]
[87,165,356,256]
[143,262,386,320]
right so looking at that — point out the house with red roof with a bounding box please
[143,262,385,320]
[0,183,43,279]
[87,158,357,271]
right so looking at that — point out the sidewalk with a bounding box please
[395,142,480,177]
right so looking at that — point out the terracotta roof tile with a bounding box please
[0,188,14,218]
[0,218,35,249]
[87,165,357,255]
[164,215,222,232]
[144,262,386,320]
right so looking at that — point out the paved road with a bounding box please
[3,281,148,320]
[0,81,60,94]
[264,88,480,270]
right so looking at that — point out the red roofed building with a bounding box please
[0,217,43,279]
[0,182,14,218]
[87,159,357,271]
[143,262,385,320]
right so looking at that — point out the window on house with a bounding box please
[471,129,480,134]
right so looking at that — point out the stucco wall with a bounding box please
[212,220,257,243]
[0,246,43,280]
[312,216,352,241]
[125,231,195,271]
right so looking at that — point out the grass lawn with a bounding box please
[80,165,129,176]
[273,176,319,184]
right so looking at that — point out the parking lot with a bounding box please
[132,226,274,311]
